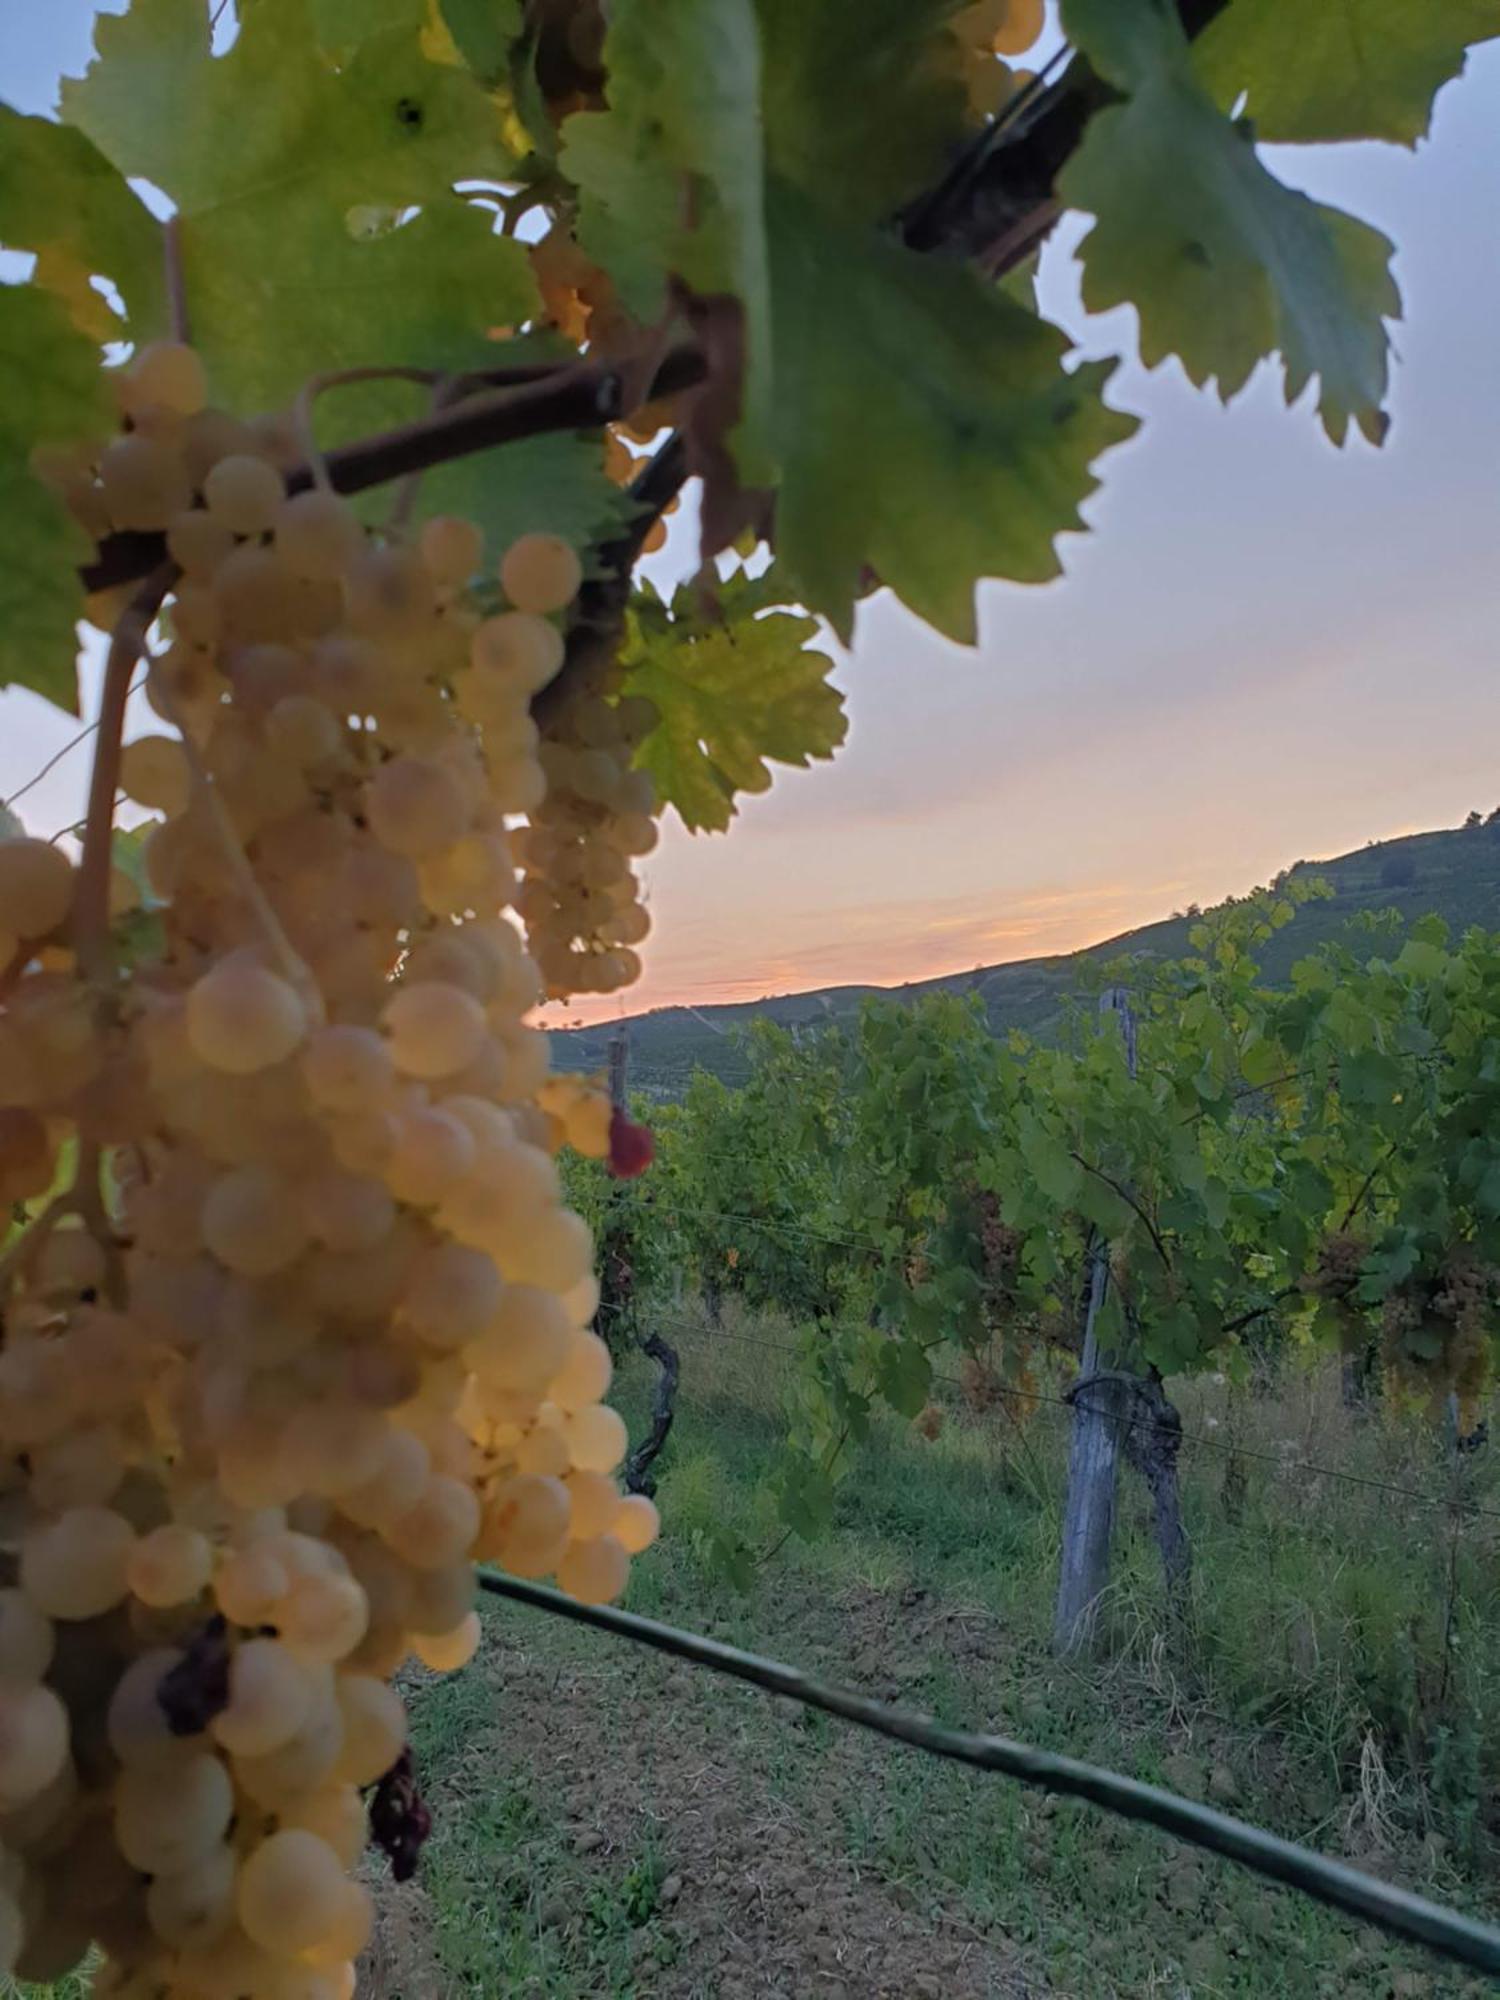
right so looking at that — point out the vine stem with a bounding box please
[9,568,178,1306]
[83,343,707,595]
[163,217,190,344]
[76,567,174,987]
[1070,1151,1173,1272]
[1336,1146,1396,1234]
[899,0,1235,263]
[291,366,450,497]
[533,431,689,734]
[0,1187,74,1298]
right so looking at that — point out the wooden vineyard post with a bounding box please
[1052,988,1136,1656]
[607,1024,628,1116]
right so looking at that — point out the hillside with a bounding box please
[553,820,1500,1094]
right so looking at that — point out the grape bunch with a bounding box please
[1432,1250,1496,1428]
[0,340,660,1994]
[1378,1252,1496,1422]
[1303,1229,1367,1298]
[512,659,658,1003]
[974,1188,1023,1328]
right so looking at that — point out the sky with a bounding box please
[3,7,1499,1028]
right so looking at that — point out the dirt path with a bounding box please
[361,1586,1041,1999]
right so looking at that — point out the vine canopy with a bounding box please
[0,0,1496,819]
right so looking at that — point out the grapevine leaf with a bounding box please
[111,821,165,909]
[1060,0,1400,445]
[775,1451,836,1541]
[28,250,117,347]
[438,0,526,87]
[1018,1122,1083,1208]
[560,0,773,471]
[419,430,629,573]
[1194,0,1500,147]
[0,108,163,341]
[59,0,523,411]
[1395,938,1449,979]
[766,181,1136,644]
[756,0,967,223]
[1076,1173,1136,1236]
[874,1338,933,1419]
[112,820,167,964]
[620,573,843,834]
[0,285,115,713]
[691,1524,756,1592]
[306,0,439,57]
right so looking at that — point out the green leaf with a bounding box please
[874,1337,932,1419]
[1395,938,1449,979]
[1144,1298,1203,1373]
[756,0,966,223]
[112,820,167,964]
[0,108,163,341]
[60,0,525,412]
[776,1450,836,1541]
[420,430,628,576]
[1060,0,1400,444]
[560,0,771,471]
[0,285,115,712]
[111,821,164,910]
[1341,1047,1402,1106]
[620,572,845,833]
[1475,1159,1500,1220]
[766,181,1136,643]
[1194,0,1500,147]
[1075,1172,1134,1235]
[439,0,526,87]
[691,1523,756,1592]
[1019,1122,1083,1208]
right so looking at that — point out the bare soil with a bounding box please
[361,1581,1040,1999]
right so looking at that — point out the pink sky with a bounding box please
[5,12,1500,1033]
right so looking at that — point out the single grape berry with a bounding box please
[498,533,582,614]
[607,1108,655,1179]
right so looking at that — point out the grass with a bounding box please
[388,1658,684,1999]
[12,1298,1497,1997]
[381,1294,1497,1999]
[4,1963,96,2000]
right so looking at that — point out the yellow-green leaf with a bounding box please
[0,107,163,341]
[621,574,845,833]
[1194,0,1500,147]
[59,0,526,412]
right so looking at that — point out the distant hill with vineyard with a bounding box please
[553,818,1500,1096]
